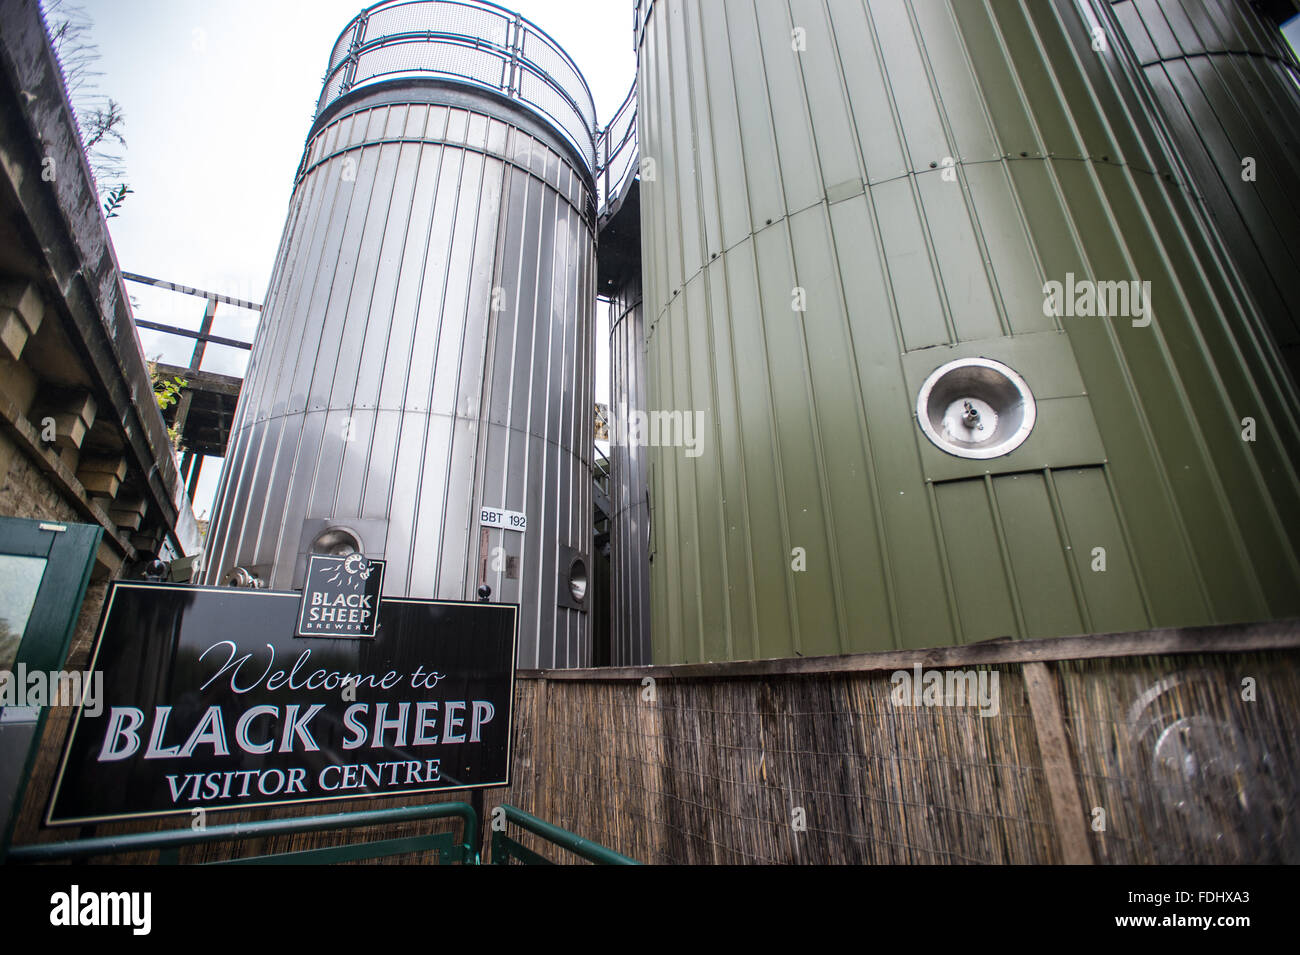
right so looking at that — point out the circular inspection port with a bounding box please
[311,526,362,556]
[916,358,1036,459]
[568,557,589,604]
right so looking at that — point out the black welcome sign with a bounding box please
[47,583,516,825]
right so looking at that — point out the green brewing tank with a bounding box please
[1110,0,1300,382]
[634,0,1300,663]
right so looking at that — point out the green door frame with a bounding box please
[0,516,101,853]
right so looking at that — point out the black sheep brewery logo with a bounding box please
[297,553,386,638]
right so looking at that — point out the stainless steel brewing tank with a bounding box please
[608,273,651,666]
[203,2,598,668]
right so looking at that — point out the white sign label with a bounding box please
[480,506,527,533]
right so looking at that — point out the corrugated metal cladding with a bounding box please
[203,84,596,668]
[1110,0,1300,383]
[636,0,1300,663]
[608,274,652,665]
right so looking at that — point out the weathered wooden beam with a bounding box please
[134,319,251,352]
[189,297,218,369]
[121,272,262,312]
[518,619,1300,681]
[173,387,195,435]
[184,454,203,502]
[153,363,243,396]
[1023,662,1095,865]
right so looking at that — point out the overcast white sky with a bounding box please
[80,0,635,519]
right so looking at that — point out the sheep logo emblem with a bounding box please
[297,553,386,638]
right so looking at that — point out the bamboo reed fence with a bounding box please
[11,620,1298,864]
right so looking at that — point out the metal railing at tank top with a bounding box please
[596,80,637,219]
[316,0,638,216]
[317,0,598,171]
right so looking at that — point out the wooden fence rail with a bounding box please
[12,620,1299,864]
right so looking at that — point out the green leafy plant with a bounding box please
[152,370,186,409]
[147,357,187,450]
[103,182,132,218]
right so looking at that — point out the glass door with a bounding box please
[0,517,100,851]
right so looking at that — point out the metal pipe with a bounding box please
[4,800,478,863]
[493,803,640,864]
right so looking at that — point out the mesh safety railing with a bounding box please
[316,0,599,172]
[596,80,637,217]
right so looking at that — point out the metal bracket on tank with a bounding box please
[222,566,265,589]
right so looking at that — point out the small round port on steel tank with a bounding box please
[916,358,1036,459]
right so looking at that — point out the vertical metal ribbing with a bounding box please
[1108,0,1300,385]
[608,274,651,666]
[635,0,1300,662]
[203,88,595,669]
